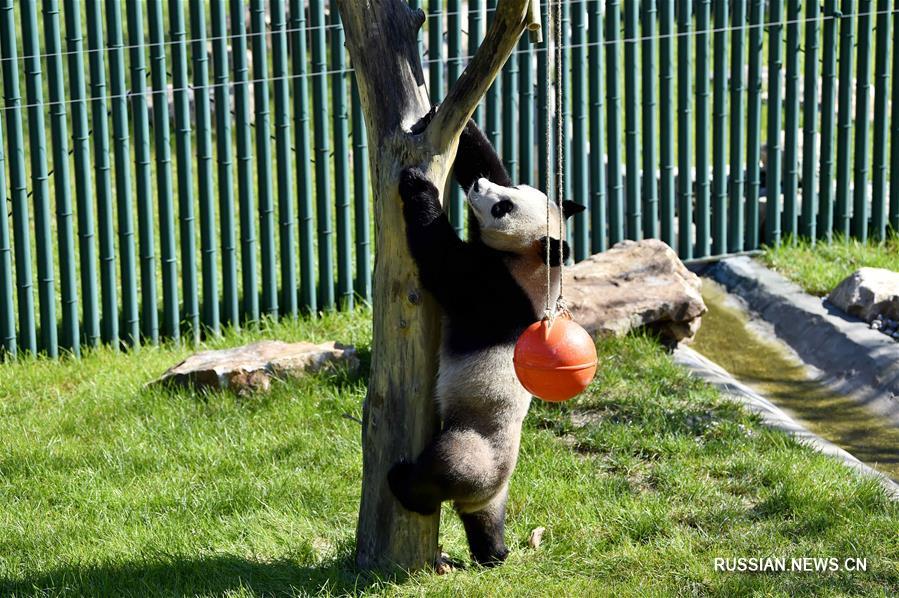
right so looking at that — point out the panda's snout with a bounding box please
[472,177,489,194]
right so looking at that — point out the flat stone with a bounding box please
[153,340,359,395]
[564,239,707,344]
[828,267,899,322]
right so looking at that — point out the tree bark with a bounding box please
[335,0,529,572]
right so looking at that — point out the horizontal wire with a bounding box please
[0,6,896,115]
[0,5,499,66]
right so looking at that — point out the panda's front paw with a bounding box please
[399,168,438,204]
[410,104,438,135]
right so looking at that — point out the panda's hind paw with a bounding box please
[388,460,440,515]
[473,545,510,568]
[399,168,437,203]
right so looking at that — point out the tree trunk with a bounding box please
[335,0,530,572]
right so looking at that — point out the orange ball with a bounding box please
[513,315,598,402]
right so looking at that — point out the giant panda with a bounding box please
[389,119,585,566]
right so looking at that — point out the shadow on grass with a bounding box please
[0,551,408,597]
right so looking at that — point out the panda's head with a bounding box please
[468,177,585,262]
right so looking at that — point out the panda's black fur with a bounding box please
[390,119,584,567]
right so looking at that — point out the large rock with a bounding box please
[564,239,707,344]
[828,267,899,322]
[153,340,359,395]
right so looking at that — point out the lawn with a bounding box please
[1,309,897,596]
[760,235,899,297]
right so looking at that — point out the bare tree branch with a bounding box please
[426,0,530,152]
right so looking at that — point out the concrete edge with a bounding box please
[673,346,899,500]
[706,256,899,426]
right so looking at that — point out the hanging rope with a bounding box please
[543,1,553,322]
[544,0,568,326]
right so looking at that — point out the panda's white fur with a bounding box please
[389,120,583,567]
[468,177,564,314]
[434,178,563,513]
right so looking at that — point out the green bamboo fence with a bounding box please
[0,1,894,358]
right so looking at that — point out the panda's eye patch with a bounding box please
[491,200,514,218]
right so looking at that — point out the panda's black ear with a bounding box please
[539,236,570,267]
[562,200,586,219]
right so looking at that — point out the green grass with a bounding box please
[1,309,897,596]
[760,235,899,296]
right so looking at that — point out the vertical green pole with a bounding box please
[108,0,139,347]
[852,1,874,242]
[485,0,501,149]
[352,80,372,304]
[729,0,746,252]
[21,0,58,356]
[538,0,551,199]
[502,33,519,182]
[623,0,641,242]
[892,0,899,232]
[429,0,444,104]
[310,0,334,311]
[250,0,276,318]
[712,0,728,254]
[331,7,353,309]
[746,0,763,250]
[126,0,158,345]
[64,0,98,348]
[448,0,462,86]
[835,0,854,239]
[782,0,801,240]
[86,0,118,347]
[170,0,198,342]
[606,0,623,245]
[273,0,297,315]
[191,0,220,334]
[44,0,79,355]
[231,0,258,322]
[765,0,783,247]
[519,37,535,186]
[469,0,485,126]
[818,0,838,242]
[695,0,711,257]
[800,0,820,241]
[289,0,315,314]
[0,99,14,356]
[677,0,692,259]
[410,0,424,58]
[659,0,675,248]
[571,1,588,258]
[1,0,35,355]
[870,0,891,240]
[147,0,178,341]
[641,0,658,240]
[211,0,239,326]
[588,0,606,252]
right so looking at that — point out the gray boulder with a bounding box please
[828,267,899,322]
[564,239,707,345]
[153,340,359,395]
